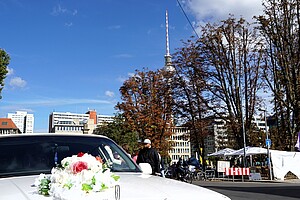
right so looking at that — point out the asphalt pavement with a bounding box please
[193,179,300,200]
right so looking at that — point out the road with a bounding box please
[193,180,300,200]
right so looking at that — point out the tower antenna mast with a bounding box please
[164,9,172,68]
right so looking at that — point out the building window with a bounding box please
[2,122,8,125]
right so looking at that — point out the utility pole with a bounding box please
[259,108,273,180]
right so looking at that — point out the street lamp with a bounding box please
[258,108,273,180]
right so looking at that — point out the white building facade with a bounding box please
[168,127,191,164]
[252,115,269,132]
[205,116,269,155]
[7,111,34,133]
[205,118,228,155]
[97,115,114,125]
[49,110,114,134]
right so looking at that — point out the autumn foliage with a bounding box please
[116,69,174,156]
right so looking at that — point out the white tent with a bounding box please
[218,147,300,180]
[225,146,268,156]
[271,150,300,180]
[208,148,235,157]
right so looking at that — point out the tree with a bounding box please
[116,69,174,157]
[200,16,265,150]
[0,49,10,99]
[93,114,139,155]
[172,38,210,166]
[256,0,300,150]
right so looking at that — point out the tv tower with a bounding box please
[164,9,174,72]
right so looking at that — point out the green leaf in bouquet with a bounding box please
[40,178,50,185]
[92,176,96,185]
[101,183,108,191]
[111,174,120,181]
[40,188,50,196]
[82,183,93,192]
[63,183,73,189]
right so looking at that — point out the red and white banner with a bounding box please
[225,168,250,176]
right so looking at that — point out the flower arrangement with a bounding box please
[34,152,120,199]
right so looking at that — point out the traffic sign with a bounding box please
[266,139,271,147]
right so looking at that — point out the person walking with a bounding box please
[159,153,166,178]
[136,139,160,175]
[132,150,138,163]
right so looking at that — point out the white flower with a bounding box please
[80,170,94,185]
[34,173,48,187]
[34,153,120,199]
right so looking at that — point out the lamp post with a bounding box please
[259,108,273,180]
[237,85,247,170]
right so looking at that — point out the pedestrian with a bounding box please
[136,139,160,175]
[176,157,184,179]
[159,153,165,178]
[132,151,138,163]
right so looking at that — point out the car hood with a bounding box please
[0,173,230,200]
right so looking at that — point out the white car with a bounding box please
[0,134,230,200]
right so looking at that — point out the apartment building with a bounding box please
[204,118,228,155]
[168,127,191,164]
[7,111,34,133]
[48,110,114,134]
[97,114,114,125]
[205,116,269,156]
[252,115,269,132]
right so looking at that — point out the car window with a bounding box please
[0,135,140,178]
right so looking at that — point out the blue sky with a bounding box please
[0,0,263,132]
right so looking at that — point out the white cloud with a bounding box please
[0,98,115,118]
[117,72,135,83]
[1,98,113,108]
[65,22,73,27]
[183,0,263,24]
[128,72,135,77]
[113,54,134,58]
[105,91,115,97]
[7,67,14,76]
[117,76,127,83]
[51,4,78,16]
[51,4,67,16]
[9,77,27,88]
[108,25,121,30]
[72,10,78,16]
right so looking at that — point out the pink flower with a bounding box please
[72,161,88,174]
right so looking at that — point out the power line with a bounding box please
[176,0,200,39]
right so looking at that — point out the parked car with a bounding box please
[0,133,230,200]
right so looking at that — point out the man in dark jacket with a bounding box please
[136,139,160,175]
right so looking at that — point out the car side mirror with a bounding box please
[139,163,152,175]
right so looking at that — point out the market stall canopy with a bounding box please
[271,150,300,180]
[208,148,235,157]
[225,146,267,156]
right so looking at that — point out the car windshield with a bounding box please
[0,135,141,178]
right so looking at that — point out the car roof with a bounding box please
[0,133,109,139]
